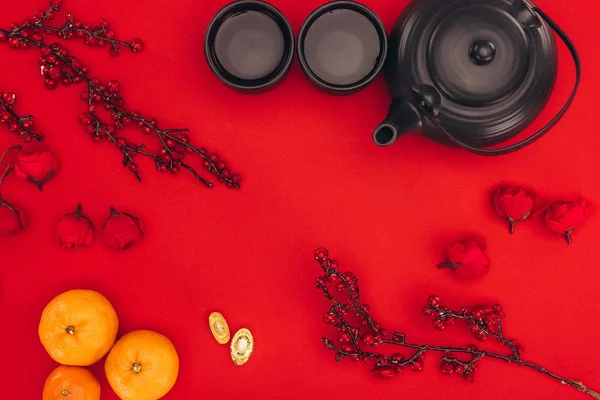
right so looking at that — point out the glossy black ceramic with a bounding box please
[297,1,387,95]
[205,0,294,92]
[373,0,580,155]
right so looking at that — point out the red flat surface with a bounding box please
[1,0,600,399]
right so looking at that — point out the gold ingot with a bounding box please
[230,328,254,366]
[209,312,230,344]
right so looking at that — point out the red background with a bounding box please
[1,0,600,399]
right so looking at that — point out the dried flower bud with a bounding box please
[13,149,58,190]
[438,238,489,280]
[102,206,143,251]
[56,204,94,248]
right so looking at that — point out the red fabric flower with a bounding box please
[56,204,94,249]
[439,238,489,280]
[13,149,58,190]
[544,200,595,244]
[0,199,23,236]
[491,185,535,233]
[103,206,144,251]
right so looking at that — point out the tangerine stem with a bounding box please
[132,361,142,373]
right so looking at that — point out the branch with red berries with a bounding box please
[0,92,45,143]
[314,248,600,399]
[0,0,240,188]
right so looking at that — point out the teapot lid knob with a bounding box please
[469,40,496,65]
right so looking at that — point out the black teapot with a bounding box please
[373,0,580,155]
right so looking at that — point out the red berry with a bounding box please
[374,334,383,344]
[475,330,488,342]
[315,277,325,287]
[107,80,120,93]
[315,247,328,262]
[37,132,46,141]
[142,126,152,135]
[422,306,433,316]
[342,344,353,353]
[455,365,466,375]
[22,120,33,129]
[428,295,440,307]
[493,304,504,314]
[85,125,96,134]
[47,67,61,80]
[471,308,484,320]
[158,164,168,173]
[165,139,176,148]
[361,333,374,346]
[432,318,447,331]
[109,47,119,57]
[232,174,241,184]
[441,362,454,375]
[84,35,96,46]
[2,93,16,105]
[411,360,424,371]
[335,282,345,292]
[44,79,58,90]
[468,321,479,333]
[131,38,144,52]
[172,151,183,161]
[339,333,351,344]
[116,137,127,147]
[323,312,335,325]
[100,19,109,28]
[79,113,92,125]
[170,165,180,174]
[0,112,11,123]
[65,12,75,21]
[128,163,138,172]
[49,0,63,9]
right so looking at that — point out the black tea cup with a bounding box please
[205,0,295,92]
[297,1,387,95]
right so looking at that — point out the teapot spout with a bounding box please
[373,99,421,147]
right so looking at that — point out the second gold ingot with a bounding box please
[230,328,254,366]
[209,312,230,344]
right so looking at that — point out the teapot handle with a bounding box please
[417,7,581,156]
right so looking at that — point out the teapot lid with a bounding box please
[386,0,559,147]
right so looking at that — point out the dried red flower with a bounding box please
[102,206,143,251]
[491,185,535,233]
[13,149,58,190]
[56,204,94,248]
[544,200,595,244]
[438,238,489,279]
